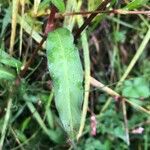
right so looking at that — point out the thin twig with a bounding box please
[118,27,150,86]
[17,5,57,80]
[122,99,130,145]
[90,76,150,115]
[10,127,25,150]
[76,2,90,140]
[60,10,150,16]
[19,36,46,78]
[0,97,13,150]
[74,0,111,41]
[37,9,150,17]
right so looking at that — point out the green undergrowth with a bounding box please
[0,0,150,149]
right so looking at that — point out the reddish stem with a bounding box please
[44,6,57,35]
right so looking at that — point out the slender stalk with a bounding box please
[19,36,46,78]
[18,5,57,79]
[9,0,19,55]
[122,100,130,145]
[76,2,90,140]
[0,98,13,150]
[10,127,25,150]
[75,0,112,139]
[118,27,150,85]
[90,77,150,115]
[61,10,150,16]
[19,0,25,57]
[74,0,111,41]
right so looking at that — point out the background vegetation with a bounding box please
[0,0,150,149]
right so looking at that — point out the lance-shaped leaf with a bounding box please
[46,28,83,138]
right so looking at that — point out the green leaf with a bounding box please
[113,127,126,143]
[46,27,83,138]
[84,138,104,150]
[0,50,22,69]
[0,65,16,80]
[0,7,11,37]
[113,31,126,43]
[123,0,149,10]
[21,117,31,132]
[122,77,150,100]
[51,0,65,12]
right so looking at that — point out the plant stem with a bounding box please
[118,27,150,85]
[0,98,13,150]
[74,0,111,41]
[9,0,19,55]
[90,77,150,115]
[76,1,90,140]
[18,5,57,80]
[122,99,130,145]
[61,10,150,16]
